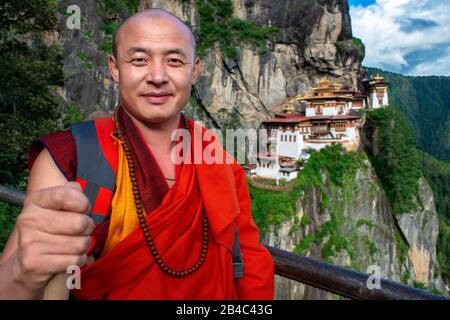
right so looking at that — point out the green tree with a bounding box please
[366,107,422,214]
[0,0,64,252]
[419,151,450,283]
[0,0,63,186]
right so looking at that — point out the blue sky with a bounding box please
[349,0,376,6]
[348,0,450,76]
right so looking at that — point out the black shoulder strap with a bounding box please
[232,224,244,279]
[70,120,116,224]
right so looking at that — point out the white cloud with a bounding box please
[410,47,450,76]
[350,0,450,76]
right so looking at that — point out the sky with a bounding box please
[348,0,450,76]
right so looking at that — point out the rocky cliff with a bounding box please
[264,157,446,299]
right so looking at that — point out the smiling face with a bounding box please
[108,12,201,126]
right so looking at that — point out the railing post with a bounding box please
[0,184,25,207]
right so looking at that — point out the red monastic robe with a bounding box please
[29,107,274,300]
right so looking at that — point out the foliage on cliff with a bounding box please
[420,151,450,283]
[195,0,279,59]
[249,144,364,261]
[366,107,422,215]
[96,0,138,53]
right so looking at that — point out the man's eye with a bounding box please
[131,58,147,65]
[167,58,184,66]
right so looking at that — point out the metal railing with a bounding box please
[267,246,448,300]
[1,184,449,300]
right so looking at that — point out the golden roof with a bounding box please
[373,73,384,81]
[281,103,295,114]
[315,76,331,89]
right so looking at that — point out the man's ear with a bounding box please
[108,55,119,84]
[191,57,201,85]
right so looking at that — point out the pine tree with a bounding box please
[0,0,64,187]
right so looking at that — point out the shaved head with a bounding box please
[112,8,196,60]
[107,7,202,127]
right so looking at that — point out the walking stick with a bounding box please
[43,273,70,300]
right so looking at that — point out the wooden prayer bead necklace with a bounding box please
[113,110,208,277]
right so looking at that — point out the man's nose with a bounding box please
[144,61,168,86]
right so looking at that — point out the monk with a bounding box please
[0,8,274,299]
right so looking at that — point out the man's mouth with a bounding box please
[141,91,173,104]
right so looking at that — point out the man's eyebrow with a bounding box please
[162,48,188,59]
[126,47,149,55]
[125,47,189,59]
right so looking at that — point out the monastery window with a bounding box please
[289,136,292,142]
[335,123,346,132]
[293,135,296,142]
[315,105,323,114]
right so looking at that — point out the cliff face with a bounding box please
[54,0,120,116]
[399,178,443,289]
[54,0,364,127]
[264,159,445,299]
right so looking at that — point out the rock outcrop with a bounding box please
[265,158,446,299]
[398,177,443,289]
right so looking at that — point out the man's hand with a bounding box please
[12,182,94,291]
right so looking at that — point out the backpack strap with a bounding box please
[232,224,244,279]
[70,119,118,255]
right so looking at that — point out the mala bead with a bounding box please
[114,108,208,278]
